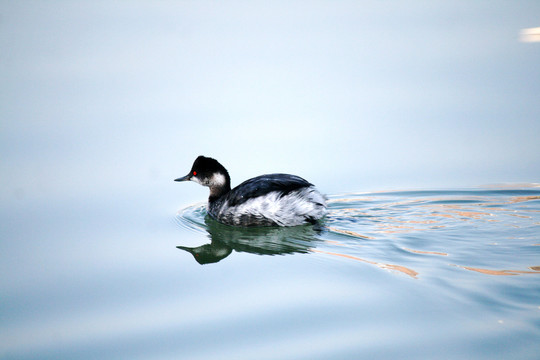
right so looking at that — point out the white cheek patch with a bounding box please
[209,173,226,187]
[191,176,202,185]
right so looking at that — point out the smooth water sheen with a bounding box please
[2,187,540,360]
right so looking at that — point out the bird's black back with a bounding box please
[226,174,312,207]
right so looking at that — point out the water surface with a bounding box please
[2,186,540,359]
[171,187,540,359]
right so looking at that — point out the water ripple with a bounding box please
[174,202,207,235]
[175,186,540,277]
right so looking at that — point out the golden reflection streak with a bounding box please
[429,205,491,220]
[432,213,454,219]
[383,216,439,225]
[451,210,488,219]
[457,265,540,276]
[401,219,438,224]
[377,224,429,234]
[508,196,540,203]
[327,226,375,239]
[312,249,418,279]
[508,214,532,219]
[403,248,448,256]
[324,240,347,246]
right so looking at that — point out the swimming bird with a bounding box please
[175,156,327,227]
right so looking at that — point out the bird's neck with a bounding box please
[209,183,231,202]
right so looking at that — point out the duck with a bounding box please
[175,156,327,226]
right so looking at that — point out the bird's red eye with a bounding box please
[193,171,197,176]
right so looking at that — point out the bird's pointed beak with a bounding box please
[174,174,191,182]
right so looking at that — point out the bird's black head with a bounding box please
[175,156,231,196]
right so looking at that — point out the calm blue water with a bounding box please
[3,186,538,359]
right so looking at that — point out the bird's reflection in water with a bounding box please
[177,215,323,264]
